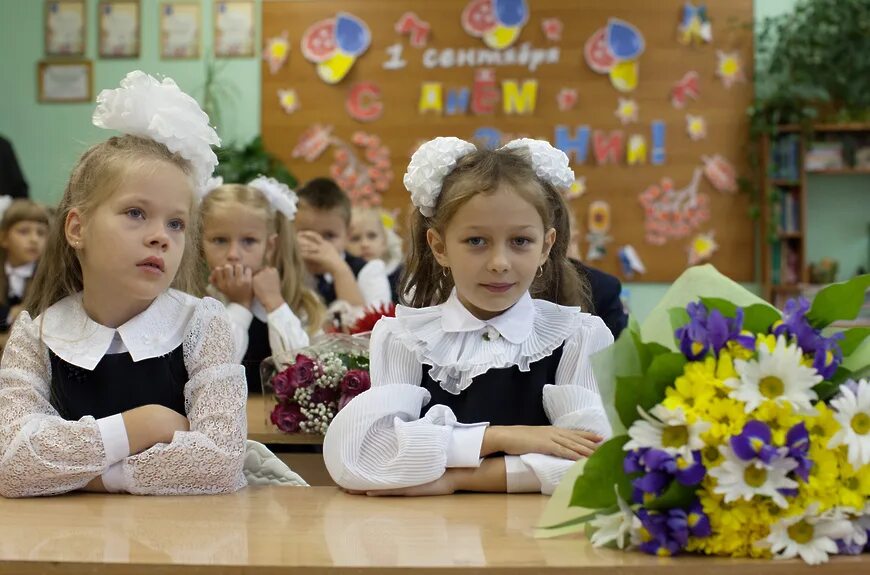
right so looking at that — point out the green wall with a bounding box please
[0,0,865,321]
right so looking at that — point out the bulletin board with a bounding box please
[261,0,755,282]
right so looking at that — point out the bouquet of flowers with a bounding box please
[263,334,370,435]
[543,266,870,565]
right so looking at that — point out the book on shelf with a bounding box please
[779,190,800,233]
[772,135,800,181]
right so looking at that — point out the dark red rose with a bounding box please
[340,369,371,397]
[270,402,305,433]
[337,394,354,412]
[292,354,317,388]
[310,385,339,406]
[271,370,298,399]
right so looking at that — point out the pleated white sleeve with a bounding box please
[507,314,615,495]
[322,318,487,491]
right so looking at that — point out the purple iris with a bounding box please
[773,297,844,379]
[785,422,813,482]
[686,499,712,538]
[675,302,749,360]
[731,421,780,464]
[625,449,706,504]
[636,507,700,556]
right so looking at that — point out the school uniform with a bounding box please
[0,289,247,498]
[386,262,403,304]
[0,261,34,332]
[322,289,614,495]
[315,253,391,307]
[208,286,310,393]
[570,259,628,339]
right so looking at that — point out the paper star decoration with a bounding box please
[278,89,300,114]
[615,98,638,125]
[686,114,707,140]
[716,50,745,89]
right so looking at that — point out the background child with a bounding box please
[348,207,404,303]
[200,176,325,392]
[323,137,613,496]
[0,71,247,498]
[0,199,50,343]
[295,178,391,319]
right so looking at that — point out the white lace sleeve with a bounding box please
[357,259,392,307]
[108,297,248,495]
[508,314,614,495]
[322,318,486,491]
[266,303,309,356]
[0,313,109,498]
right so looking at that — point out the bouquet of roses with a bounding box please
[263,334,370,435]
[542,266,870,565]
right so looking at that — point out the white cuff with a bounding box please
[445,423,487,468]
[101,462,127,493]
[226,303,254,330]
[505,455,542,493]
[266,302,293,324]
[97,413,130,465]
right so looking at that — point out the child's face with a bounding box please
[428,187,555,320]
[348,214,387,262]
[202,203,276,275]
[295,203,348,270]
[1,220,48,267]
[70,162,192,307]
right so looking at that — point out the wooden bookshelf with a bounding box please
[760,122,870,306]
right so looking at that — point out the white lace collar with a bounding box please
[38,289,198,370]
[5,261,35,299]
[391,290,583,394]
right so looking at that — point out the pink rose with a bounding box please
[340,369,371,397]
[270,402,304,433]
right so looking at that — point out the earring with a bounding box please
[442,267,450,277]
[537,265,544,278]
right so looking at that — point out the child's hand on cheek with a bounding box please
[210,264,254,308]
[252,267,284,313]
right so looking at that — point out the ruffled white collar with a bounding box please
[37,289,198,370]
[5,261,35,299]
[391,290,583,394]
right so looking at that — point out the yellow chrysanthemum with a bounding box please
[724,341,754,361]
[753,401,802,444]
[689,488,781,557]
[755,334,778,353]
[702,396,747,442]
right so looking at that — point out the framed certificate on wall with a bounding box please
[44,0,86,57]
[160,2,201,59]
[214,1,255,58]
[38,60,93,103]
[99,1,141,58]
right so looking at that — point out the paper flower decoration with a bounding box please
[584,19,646,93]
[557,88,578,111]
[301,13,371,84]
[716,50,745,89]
[461,0,528,50]
[686,114,707,140]
[264,32,291,75]
[278,89,299,115]
[615,98,639,125]
[688,231,718,265]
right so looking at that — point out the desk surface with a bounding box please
[0,486,865,574]
[247,394,323,445]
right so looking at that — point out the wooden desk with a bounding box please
[0,487,864,574]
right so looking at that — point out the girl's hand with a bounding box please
[122,404,190,455]
[252,267,284,313]
[210,264,253,307]
[482,426,603,460]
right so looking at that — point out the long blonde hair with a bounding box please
[199,184,325,335]
[25,135,204,318]
[401,146,592,310]
[0,200,51,307]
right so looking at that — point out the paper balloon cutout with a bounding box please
[687,231,718,265]
[301,13,371,84]
[278,89,299,115]
[618,245,646,279]
[686,114,707,140]
[395,12,430,47]
[584,18,645,93]
[541,18,562,42]
[671,71,700,109]
[292,124,334,163]
[264,32,290,75]
[556,88,578,111]
[614,98,638,125]
[677,2,712,45]
[702,154,737,193]
[638,168,709,245]
[461,0,528,50]
[716,50,745,89]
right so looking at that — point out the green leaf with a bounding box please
[645,482,696,511]
[614,353,685,428]
[700,297,738,318]
[742,304,781,334]
[813,381,841,402]
[839,327,870,357]
[539,506,617,531]
[668,307,690,335]
[570,436,631,509]
[647,353,688,388]
[807,275,870,329]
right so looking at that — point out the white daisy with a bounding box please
[828,379,870,468]
[760,506,854,565]
[589,487,638,549]
[708,444,798,509]
[725,335,821,414]
[624,405,711,460]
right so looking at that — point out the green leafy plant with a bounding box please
[214,136,297,188]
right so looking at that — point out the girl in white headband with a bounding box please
[199,176,325,392]
[324,137,613,496]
